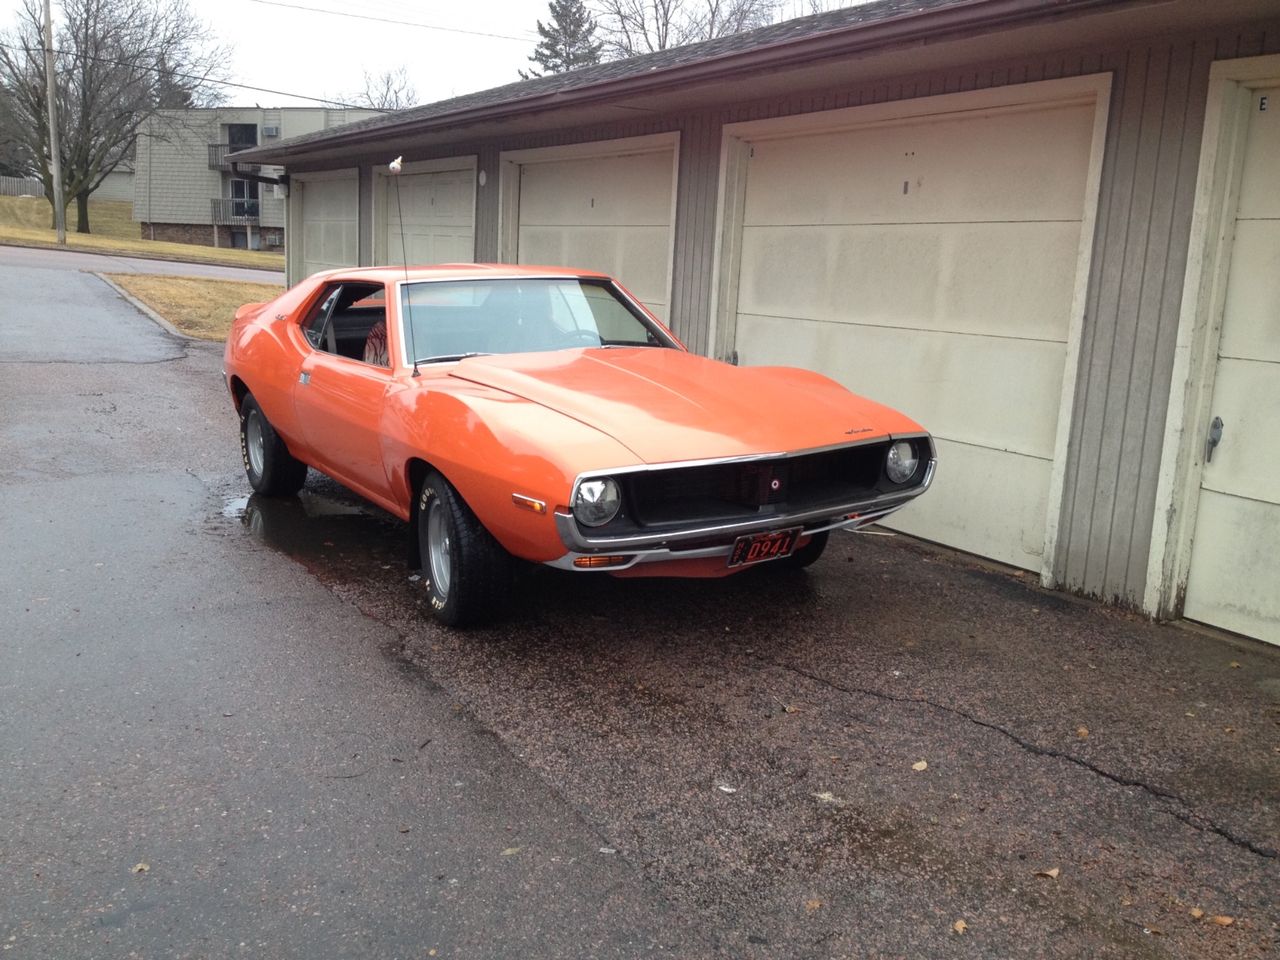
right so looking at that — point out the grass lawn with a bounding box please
[104,273,284,341]
[0,195,285,271]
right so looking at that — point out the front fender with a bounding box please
[382,380,636,562]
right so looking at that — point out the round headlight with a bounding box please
[885,441,920,484]
[573,477,621,527]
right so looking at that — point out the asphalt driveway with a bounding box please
[1,247,1276,959]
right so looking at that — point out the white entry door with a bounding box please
[1183,84,1280,645]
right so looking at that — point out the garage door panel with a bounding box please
[1198,357,1280,506]
[882,437,1051,570]
[300,177,358,277]
[518,224,670,318]
[738,220,1081,342]
[1219,219,1280,362]
[391,229,474,266]
[744,102,1094,226]
[514,145,674,322]
[738,313,1064,461]
[397,173,473,225]
[733,90,1098,572]
[1184,490,1280,645]
[519,153,672,226]
[384,169,475,266]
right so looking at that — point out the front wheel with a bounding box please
[239,394,307,496]
[417,471,513,627]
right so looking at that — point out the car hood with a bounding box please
[448,348,924,464]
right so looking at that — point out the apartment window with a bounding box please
[230,179,260,218]
[226,123,257,149]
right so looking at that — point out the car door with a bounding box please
[293,282,395,502]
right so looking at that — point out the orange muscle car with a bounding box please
[224,264,935,626]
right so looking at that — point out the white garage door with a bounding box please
[381,167,475,265]
[1183,85,1280,646]
[298,174,358,278]
[514,146,675,320]
[731,96,1099,570]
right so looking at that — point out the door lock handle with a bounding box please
[1206,415,1224,462]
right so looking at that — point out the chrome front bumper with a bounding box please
[548,458,935,571]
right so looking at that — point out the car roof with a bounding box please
[314,263,613,284]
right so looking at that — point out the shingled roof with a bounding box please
[231,0,1123,163]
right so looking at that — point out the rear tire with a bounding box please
[417,471,512,627]
[776,530,829,570]
[239,394,307,496]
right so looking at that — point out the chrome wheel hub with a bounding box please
[427,499,452,597]
[246,411,265,476]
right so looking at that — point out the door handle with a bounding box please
[299,371,311,386]
[1205,415,1224,462]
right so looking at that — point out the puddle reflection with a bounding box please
[227,490,407,581]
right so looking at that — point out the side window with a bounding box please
[303,286,342,350]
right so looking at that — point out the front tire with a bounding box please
[239,394,307,496]
[776,530,829,570]
[417,471,512,627]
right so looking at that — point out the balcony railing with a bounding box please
[208,143,259,170]
[211,197,260,224]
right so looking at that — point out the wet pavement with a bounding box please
[2,247,1278,958]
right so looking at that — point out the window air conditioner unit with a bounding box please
[263,125,280,137]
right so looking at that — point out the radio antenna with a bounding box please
[389,155,419,377]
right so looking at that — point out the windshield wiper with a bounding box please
[415,352,493,364]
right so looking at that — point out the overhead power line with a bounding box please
[247,0,536,42]
[0,39,376,108]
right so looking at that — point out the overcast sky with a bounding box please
[1,1,851,110]
[1,0,548,108]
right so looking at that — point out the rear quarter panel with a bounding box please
[225,279,324,453]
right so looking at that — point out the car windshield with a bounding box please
[399,277,669,364]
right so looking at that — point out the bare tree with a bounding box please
[593,0,778,57]
[0,0,226,232]
[0,92,31,177]
[349,67,417,111]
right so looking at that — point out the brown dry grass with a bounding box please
[0,195,285,271]
[104,273,283,341]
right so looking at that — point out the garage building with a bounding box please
[229,0,1280,646]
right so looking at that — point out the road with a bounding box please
[0,251,698,959]
[1,246,1278,959]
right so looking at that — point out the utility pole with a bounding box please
[42,0,65,244]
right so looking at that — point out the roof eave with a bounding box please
[229,0,1141,165]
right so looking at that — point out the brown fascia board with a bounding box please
[229,0,1144,165]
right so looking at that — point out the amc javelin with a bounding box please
[224,264,935,626]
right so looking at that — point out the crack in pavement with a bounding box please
[758,656,1279,862]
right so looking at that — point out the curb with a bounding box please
[0,238,284,275]
[94,272,195,341]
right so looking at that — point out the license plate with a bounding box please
[728,527,802,567]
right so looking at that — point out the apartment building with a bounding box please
[133,107,381,250]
